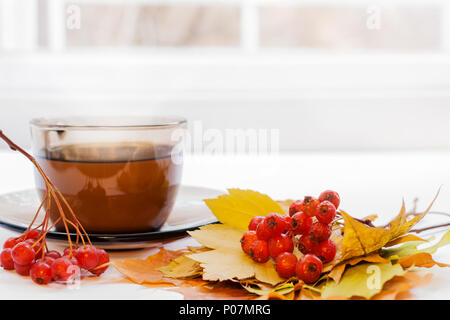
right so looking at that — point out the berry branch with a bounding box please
[0,131,110,285]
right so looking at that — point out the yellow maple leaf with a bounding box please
[187,224,284,286]
[340,190,439,261]
[204,189,285,230]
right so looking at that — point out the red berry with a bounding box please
[24,239,36,247]
[1,249,15,270]
[51,257,78,282]
[310,222,332,242]
[11,242,36,265]
[275,253,297,278]
[319,190,340,209]
[268,234,294,259]
[63,246,78,257]
[256,222,272,241]
[281,215,292,233]
[30,261,52,285]
[39,257,55,267]
[289,200,304,216]
[15,262,32,276]
[296,254,323,284]
[240,231,258,255]
[75,245,99,270]
[315,239,337,263]
[262,213,286,237]
[248,216,265,231]
[302,196,320,217]
[26,229,42,240]
[90,249,110,276]
[3,237,20,249]
[291,212,313,235]
[46,251,62,260]
[315,201,336,224]
[249,240,270,263]
[297,235,318,255]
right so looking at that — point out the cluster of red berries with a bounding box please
[240,190,340,284]
[0,230,109,285]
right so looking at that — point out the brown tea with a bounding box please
[34,143,182,234]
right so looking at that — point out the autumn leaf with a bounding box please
[328,253,389,284]
[242,282,295,297]
[371,271,433,300]
[397,253,449,269]
[385,234,427,247]
[321,262,407,299]
[158,255,203,279]
[187,224,284,286]
[204,189,285,230]
[383,230,450,269]
[112,248,186,284]
[340,191,438,261]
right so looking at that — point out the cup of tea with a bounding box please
[30,117,187,234]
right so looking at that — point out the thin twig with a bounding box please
[410,222,450,234]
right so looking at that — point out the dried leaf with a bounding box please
[362,214,378,222]
[242,282,294,297]
[385,234,428,247]
[321,263,407,299]
[159,255,203,279]
[371,272,433,300]
[112,248,185,284]
[397,252,450,269]
[204,189,285,230]
[188,224,284,286]
[328,253,389,284]
[383,230,450,260]
[340,191,438,261]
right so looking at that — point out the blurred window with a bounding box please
[0,0,446,53]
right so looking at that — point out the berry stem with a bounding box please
[0,130,92,252]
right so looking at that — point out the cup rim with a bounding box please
[30,116,187,130]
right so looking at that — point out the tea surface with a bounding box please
[35,143,182,233]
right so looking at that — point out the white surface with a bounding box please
[0,150,449,299]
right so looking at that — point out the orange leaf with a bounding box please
[397,252,450,269]
[112,248,186,284]
[372,272,433,300]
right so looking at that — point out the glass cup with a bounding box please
[30,116,187,234]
